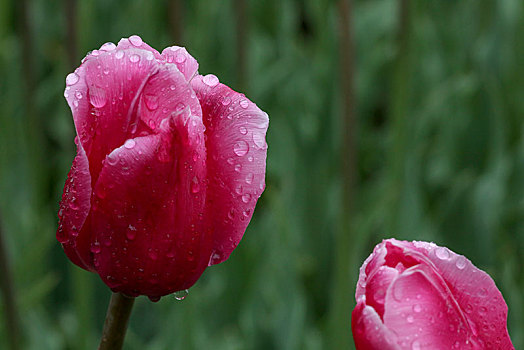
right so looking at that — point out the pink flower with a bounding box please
[57,36,268,300]
[352,239,514,350]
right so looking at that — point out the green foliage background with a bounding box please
[0,0,523,349]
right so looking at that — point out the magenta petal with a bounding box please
[161,46,199,82]
[411,241,514,349]
[352,298,401,350]
[365,266,399,319]
[56,142,93,270]
[191,75,269,265]
[90,112,208,297]
[383,264,479,349]
[65,36,201,184]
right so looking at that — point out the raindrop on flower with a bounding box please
[66,73,79,86]
[239,126,248,135]
[90,241,101,254]
[245,173,254,184]
[115,50,124,59]
[173,289,189,301]
[233,140,249,157]
[143,94,159,111]
[124,139,136,149]
[100,42,116,51]
[202,74,219,87]
[456,256,467,269]
[129,35,143,47]
[253,132,266,149]
[129,54,140,63]
[241,193,251,203]
[436,247,450,260]
[221,96,231,106]
[191,177,200,194]
[239,99,249,109]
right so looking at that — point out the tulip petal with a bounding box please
[411,241,514,349]
[384,264,480,349]
[352,298,401,350]
[357,239,514,350]
[65,36,202,185]
[191,75,269,265]
[90,111,209,297]
[56,143,93,270]
[161,46,199,82]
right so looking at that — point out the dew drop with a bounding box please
[129,35,143,46]
[235,164,242,172]
[245,173,254,184]
[90,241,101,254]
[239,126,248,135]
[66,73,79,86]
[75,91,83,99]
[456,256,467,269]
[191,177,200,194]
[175,52,186,63]
[202,74,219,87]
[126,225,137,240]
[239,99,249,109]
[435,247,450,260]
[221,96,231,106]
[234,140,249,157]
[413,304,422,313]
[124,139,136,149]
[100,42,116,51]
[148,295,161,302]
[129,54,140,63]
[115,50,124,59]
[89,85,107,108]
[241,193,251,203]
[411,340,421,350]
[173,289,189,300]
[143,94,159,111]
[253,132,266,149]
[407,315,414,323]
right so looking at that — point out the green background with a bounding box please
[0,0,523,349]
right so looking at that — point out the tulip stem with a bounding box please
[98,292,135,350]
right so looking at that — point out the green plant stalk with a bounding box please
[0,213,21,350]
[98,293,135,350]
[328,0,356,348]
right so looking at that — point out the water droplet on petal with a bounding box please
[89,85,107,108]
[245,173,254,184]
[75,91,83,99]
[411,340,421,350]
[221,96,231,106]
[90,241,101,254]
[148,295,161,302]
[239,126,248,135]
[124,139,136,149]
[191,177,200,193]
[115,50,124,59]
[413,304,422,313]
[129,54,140,63]
[455,256,467,269]
[239,99,249,109]
[233,140,249,156]
[175,52,186,63]
[100,42,116,51]
[143,94,159,110]
[436,247,450,260]
[129,35,143,46]
[253,132,266,149]
[173,289,189,301]
[241,193,251,203]
[126,225,137,240]
[202,74,219,87]
[66,73,79,86]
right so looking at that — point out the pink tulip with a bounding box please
[57,36,268,300]
[352,239,514,349]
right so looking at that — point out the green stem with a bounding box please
[0,212,21,350]
[98,293,135,350]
